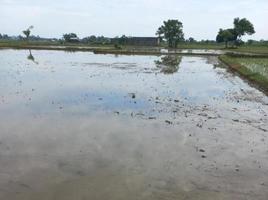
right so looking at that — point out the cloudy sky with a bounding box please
[1,0,267,40]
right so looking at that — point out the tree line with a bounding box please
[155,18,256,48]
[58,17,259,48]
[0,17,265,48]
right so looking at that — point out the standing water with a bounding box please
[0,50,268,200]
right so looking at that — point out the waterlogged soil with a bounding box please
[0,50,268,200]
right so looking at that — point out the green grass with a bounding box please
[0,40,225,54]
[231,57,268,78]
[0,40,59,47]
[0,40,224,49]
[0,40,115,52]
[175,43,268,54]
[231,46,268,54]
[219,55,268,92]
[1,40,268,56]
[175,43,225,49]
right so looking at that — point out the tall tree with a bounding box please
[156,19,184,48]
[233,18,255,39]
[216,29,235,48]
[188,37,196,43]
[216,18,255,47]
[22,26,34,40]
[63,33,78,42]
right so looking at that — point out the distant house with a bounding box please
[68,37,80,43]
[111,37,160,46]
[126,37,160,46]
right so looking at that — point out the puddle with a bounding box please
[0,50,268,200]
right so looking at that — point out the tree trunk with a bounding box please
[168,40,172,48]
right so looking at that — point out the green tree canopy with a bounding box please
[81,35,97,43]
[22,26,34,40]
[216,29,236,48]
[156,19,184,48]
[188,37,196,43]
[216,17,255,47]
[63,33,78,42]
[233,18,255,39]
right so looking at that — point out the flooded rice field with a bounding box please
[0,49,268,200]
[232,57,268,79]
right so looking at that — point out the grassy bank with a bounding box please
[1,40,268,55]
[231,46,268,54]
[0,40,223,51]
[219,55,268,93]
[0,41,223,55]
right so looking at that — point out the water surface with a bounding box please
[0,50,268,200]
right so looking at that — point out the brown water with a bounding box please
[0,50,268,200]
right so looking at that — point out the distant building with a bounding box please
[111,37,160,46]
[126,37,160,46]
[68,37,80,43]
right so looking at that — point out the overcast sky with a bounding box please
[1,0,267,40]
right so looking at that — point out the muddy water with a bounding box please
[0,50,268,200]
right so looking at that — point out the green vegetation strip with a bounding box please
[225,52,268,58]
[219,55,268,92]
[231,46,268,55]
